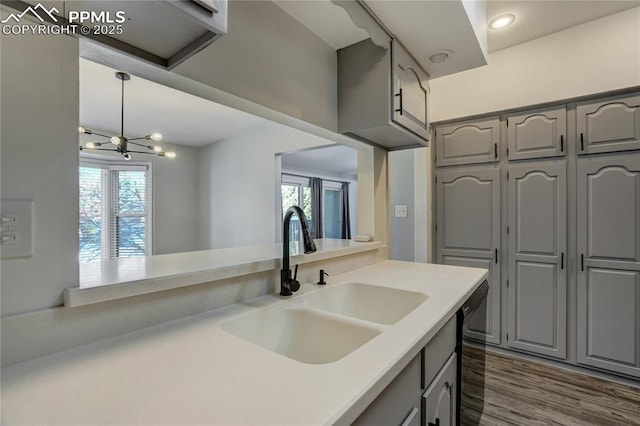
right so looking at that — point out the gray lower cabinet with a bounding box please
[436,168,501,345]
[577,92,640,155]
[435,117,500,167]
[354,316,458,425]
[577,154,640,378]
[423,354,457,426]
[507,106,566,160]
[353,352,422,425]
[507,162,567,359]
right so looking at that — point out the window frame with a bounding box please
[79,159,153,261]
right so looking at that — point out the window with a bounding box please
[79,162,152,262]
[322,181,343,239]
[281,175,312,241]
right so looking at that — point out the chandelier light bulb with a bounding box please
[78,126,92,135]
[123,153,132,161]
[149,132,163,141]
[78,126,85,133]
[85,142,97,149]
[149,145,163,153]
[165,152,177,159]
[111,136,122,146]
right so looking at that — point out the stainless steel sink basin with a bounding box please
[222,306,382,364]
[303,282,428,325]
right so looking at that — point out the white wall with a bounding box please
[175,0,337,131]
[1,32,79,317]
[388,150,415,261]
[431,7,640,122]
[79,134,200,255]
[197,124,340,250]
[387,147,431,263]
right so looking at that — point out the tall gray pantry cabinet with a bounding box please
[435,91,640,380]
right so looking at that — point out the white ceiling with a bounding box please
[281,145,359,179]
[274,0,640,75]
[274,0,369,49]
[487,0,640,53]
[79,59,268,147]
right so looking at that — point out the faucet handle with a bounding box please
[293,264,299,282]
[318,269,329,285]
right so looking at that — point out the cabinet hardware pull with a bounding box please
[560,252,564,270]
[580,133,584,150]
[560,135,564,152]
[395,89,403,115]
[581,254,584,271]
[494,143,498,159]
[495,248,498,264]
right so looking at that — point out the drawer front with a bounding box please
[424,315,457,387]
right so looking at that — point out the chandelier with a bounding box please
[79,72,176,160]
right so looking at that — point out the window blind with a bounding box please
[79,162,151,262]
[109,166,149,258]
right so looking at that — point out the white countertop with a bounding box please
[66,239,382,307]
[2,260,487,425]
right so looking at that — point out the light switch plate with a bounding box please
[1,199,33,259]
[395,204,408,218]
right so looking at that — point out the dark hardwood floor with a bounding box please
[461,345,640,426]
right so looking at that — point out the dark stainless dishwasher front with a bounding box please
[456,280,489,426]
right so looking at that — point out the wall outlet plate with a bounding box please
[395,204,408,218]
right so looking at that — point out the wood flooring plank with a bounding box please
[461,345,640,426]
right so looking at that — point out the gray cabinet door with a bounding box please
[577,154,640,378]
[577,92,640,155]
[507,162,567,359]
[507,106,567,160]
[437,168,501,344]
[353,352,422,425]
[423,353,457,426]
[435,117,500,167]
[392,40,430,141]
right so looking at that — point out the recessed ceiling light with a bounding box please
[427,49,455,64]
[489,14,515,30]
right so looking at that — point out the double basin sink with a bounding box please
[222,283,428,364]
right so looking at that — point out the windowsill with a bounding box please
[64,239,382,308]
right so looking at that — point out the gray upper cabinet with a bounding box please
[577,92,640,155]
[577,154,640,378]
[435,117,500,167]
[507,162,567,359]
[338,38,430,150]
[507,106,567,160]
[437,168,501,344]
[392,41,430,142]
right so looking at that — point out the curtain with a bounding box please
[341,182,351,239]
[310,177,323,239]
